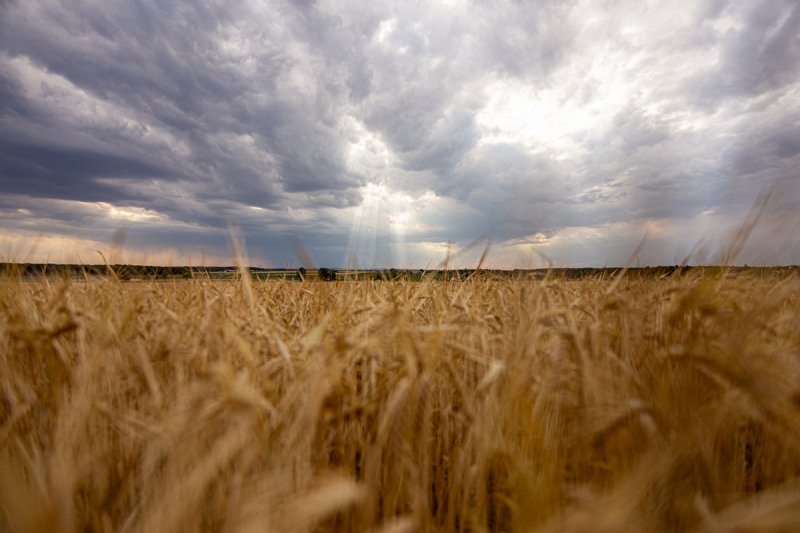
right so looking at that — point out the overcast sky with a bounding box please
[1,0,798,268]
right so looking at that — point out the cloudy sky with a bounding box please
[1,0,798,268]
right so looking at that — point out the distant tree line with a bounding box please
[3,263,798,281]
[0,263,259,280]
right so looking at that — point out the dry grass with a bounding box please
[1,271,800,532]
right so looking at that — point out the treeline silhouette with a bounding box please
[2,263,797,281]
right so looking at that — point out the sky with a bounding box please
[1,0,799,268]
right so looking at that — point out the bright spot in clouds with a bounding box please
[101,203,163,223]
[346,183,429,268]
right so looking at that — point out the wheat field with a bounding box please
[1,270,799,532]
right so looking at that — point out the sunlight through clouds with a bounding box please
[344,183,420,268]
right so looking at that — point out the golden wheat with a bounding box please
[1,271,799,532]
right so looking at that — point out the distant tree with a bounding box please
[297,267,306,280]
[115,266,132,281]
[318,267,336,281]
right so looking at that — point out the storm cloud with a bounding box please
[1,0,798,267]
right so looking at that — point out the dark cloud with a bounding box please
[0,142,176,202]
[721,1,800,96]
[0,0,356,205]
[687,0,800,108]
[0,70,31,119]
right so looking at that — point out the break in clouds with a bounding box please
[1,0,799,267]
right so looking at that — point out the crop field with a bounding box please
[1,271,800,532]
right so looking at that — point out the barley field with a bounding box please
[1,271,799,532]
